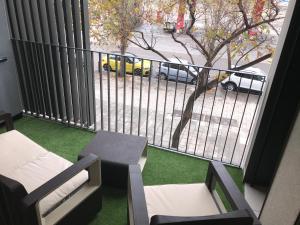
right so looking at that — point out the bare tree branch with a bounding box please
[186,0,210,59]
[128,33,170,61]
[234,53,272,71]
[211,16,284,59]
[238,0,249,28]
[235,38,267,66]
[171,32,195,64]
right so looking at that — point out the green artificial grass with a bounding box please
[0,116,244,225]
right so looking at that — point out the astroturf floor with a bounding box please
[0,116,244,225]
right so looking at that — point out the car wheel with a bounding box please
[103,64,112,71]
[159,73,167,80]
[224,82,237,91]
[134,68,142,76]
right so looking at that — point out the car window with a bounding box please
[235,73,243,78]
[125,57,133,63]
[242,74,253,79]
[253,75,265,81]
[162,63,169,67]
[179,65,187,71]
[109,55,120,61]
[170,64,179,69]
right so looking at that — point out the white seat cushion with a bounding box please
[144,183,220,220]
[0,130,88,216]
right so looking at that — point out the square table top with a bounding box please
[80,130,147,165]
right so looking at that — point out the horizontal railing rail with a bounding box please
[13,39,266,167]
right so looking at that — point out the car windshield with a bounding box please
[184,66,198,74]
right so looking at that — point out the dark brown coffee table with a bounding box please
[79,131,147,189]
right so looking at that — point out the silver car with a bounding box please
[157,58,201,84]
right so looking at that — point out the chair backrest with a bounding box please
[0,175,28,225]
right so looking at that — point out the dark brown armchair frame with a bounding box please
[0,112,102,225]
[128,161,261,225]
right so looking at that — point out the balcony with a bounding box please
[11,40,266,168]
[1,0,299,224]
[0,116,244,225]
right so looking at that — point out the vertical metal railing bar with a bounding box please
[65,47,76,124]
[138,58,144,136]
[106,54,111,131]
[22,0,43,116]
[160,64,170,146]
[80,0,93,127]
[99,53,104,130]
[71,0,86,125]
[38,0,60,120]
[63,0,81,123]
[13,0,38,114]
[212,71,230,157]
[55,0,74,123]
[5,1,30,113]
[28,42,43,117]
[122,56,126,133]
[203,70,222,157]
[50,44,68,122]
[35,42,49,118]
[75,49,83,127]
[130,58,135,135]
[23,41,39,115]
[30,0,54,118]
[193,68,210,155]
[45,0,67,121]
[22,44,41,116]
[168,64,181,149]
[90,51,97,131]
[179,65,190,152]
[239,80,264,167]
[221,76,243,162]
[115,55,119,132]
[29,0,54,119]
[185,67,200,152]
[145,60,153,138]
[83,49,91,128]
[153,62,161,145]
[11,40,30,113]
[230,77,255,164]
[42,44,59,120]
[36,42,53,118]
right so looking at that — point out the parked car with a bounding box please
[221,67,266,92]
[101,52,151,76]
[157,58,201,84]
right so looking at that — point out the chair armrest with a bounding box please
[128,165,149,225]
[22,154,101,209]
[205,161,260,225]
[150,210,253,225]
[0,111,14,131]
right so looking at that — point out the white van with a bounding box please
[221,67,266,92]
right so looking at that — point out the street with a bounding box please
[94,71,263,166]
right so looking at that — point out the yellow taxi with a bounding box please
[101,52,151,76]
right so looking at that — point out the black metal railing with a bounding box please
[13,40,266,167]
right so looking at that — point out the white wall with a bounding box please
[0,0,22,115]
[260,111,300,225]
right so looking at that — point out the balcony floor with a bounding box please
[1,116,244,225]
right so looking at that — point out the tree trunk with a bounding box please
[171,52,272,148]
[171,63,214,148]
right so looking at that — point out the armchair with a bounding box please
[128,161,261,225]
[0,112,102,225]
